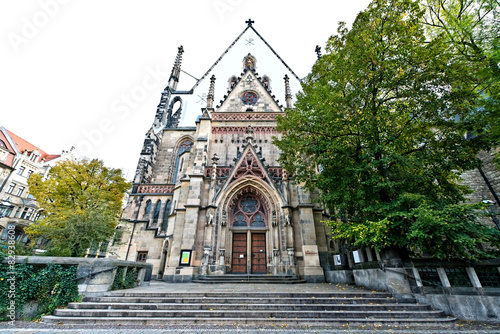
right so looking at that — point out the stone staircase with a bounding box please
[192,274,305,284]
[42,289,456,326]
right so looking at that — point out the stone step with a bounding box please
[100,291,394,299]
[42,316,457,326]
[192,275,306,284]
[192,279,306,284]
[69,302,431,311]
[42,285,455,327]
[52,308,447,319]
[83,296,398,304]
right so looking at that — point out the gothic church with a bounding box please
[116,20,332,282]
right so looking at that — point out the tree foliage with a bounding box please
[26,159,130,257]
[275,0,500,260]
[422,0,500,152]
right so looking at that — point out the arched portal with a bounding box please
[217,178,283,275]
[230,191,268,274]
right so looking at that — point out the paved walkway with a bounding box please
[107,281,369,294]
[0,281,499,333]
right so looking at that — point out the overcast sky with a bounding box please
[1,0,371,180]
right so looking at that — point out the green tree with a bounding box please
[26,159,130,257]
[422,0,500,150]
[275,0,500,260]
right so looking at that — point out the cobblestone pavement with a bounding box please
[1,282,498,333]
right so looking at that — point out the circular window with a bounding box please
[241,91,258,105]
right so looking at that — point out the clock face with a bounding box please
[241,91,258,105]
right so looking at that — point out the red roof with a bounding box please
[6,130,59,162]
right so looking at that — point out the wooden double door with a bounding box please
[231,233,267,274]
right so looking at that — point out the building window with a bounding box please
[17,166,25,175]
[173,139,193,182]
[0,140,6,149]
[153,200,161,225]
[34,211,42,221]
[137,251,148,262]
[27,170,33,178]
[16,186,25,197]
[13,207,20,218]
[6,183,15,194]
[0,206,12,218]
[25,208,34,220]
[20,208,29,219]
[232,194,267,227]
[162,201,171,232]
[144,200,151,216]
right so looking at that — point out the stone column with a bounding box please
[296,185,325,282]
[272,249,280,275]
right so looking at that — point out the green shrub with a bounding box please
[110,267,137,290]
[0,262,79,320]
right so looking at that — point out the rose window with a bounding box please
[232,195,267,227]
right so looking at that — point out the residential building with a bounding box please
[0,126,75,244]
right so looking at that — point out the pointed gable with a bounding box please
[167,21,302,127]
[218,139,277,195]
[216,67,282,113]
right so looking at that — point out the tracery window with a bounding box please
[178,140,193,155]
[153,200,161,225]
[174,139,193,182]
[232,194,267,227]
[144,200,152,216]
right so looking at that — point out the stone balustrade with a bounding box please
[8,256,152,297]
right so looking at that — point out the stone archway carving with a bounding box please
[214,176,286,275]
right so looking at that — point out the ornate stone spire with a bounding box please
[211,153,219,180]
[168,45,184,90]
[206,75,216,109]
[208,153,219,203]
[284,75,292,108]
[245,125,254,144]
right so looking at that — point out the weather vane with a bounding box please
[197,93,207,104]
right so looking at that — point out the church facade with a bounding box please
[116,21,333,282]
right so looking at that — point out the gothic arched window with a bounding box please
[153,200,161,225]
[174,139,193,182]
[232,194,267,227]
[144,200,151,217]
[178,139,193,155]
